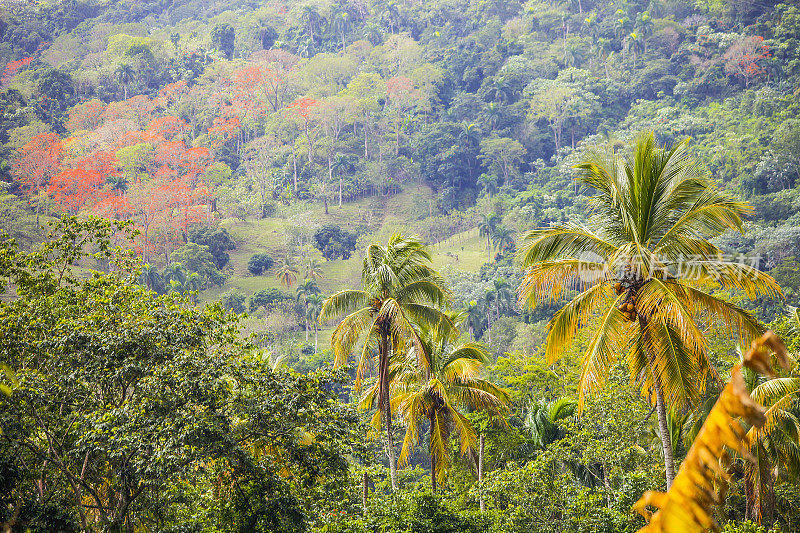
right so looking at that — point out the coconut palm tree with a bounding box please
[275,258,299,289]
[320,234,452,491]
[297,278,321,341]
[478,213,500,263]
[524,397,577,450]
[168,279,184,294]
[517,132,781,488]
[382,318,509,492]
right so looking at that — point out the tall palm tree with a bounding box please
[297,278,321,341]
[492,226,515,257]
[299,5,321,43]
[478,213,499,263]
[304,257,324,281]
[320,234,452,491]
[466,300,483,340]
[184,272,202,304]
[517,132,781,488]
[331,153,352,207]
[307,294,324,354]
[382,319,508,492]
[490,278,514,321]
[477,174,499,198]
[275,258,299,289]
[115,63,135,100]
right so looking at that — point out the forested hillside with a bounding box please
[1,0,800,531]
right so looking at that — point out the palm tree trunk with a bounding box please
[652,362,675,488]
[314,323,318,354]
[479,433,485,512]
[380,329,398,491]
[430,409,437,493]
[640,316,676,488]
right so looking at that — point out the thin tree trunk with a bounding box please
[486,307,492,345]
[362,472,369,515]
[479,433,485,512]
[602,463,612,506]
[314,324,318,354]
[430,409,437,493]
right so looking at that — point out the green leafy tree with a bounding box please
[190,226,236,269]
[248,252,274,275]
[517,133,780,488]
[211,23,235,60]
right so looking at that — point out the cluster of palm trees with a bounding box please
[478,213,515,263]
[138,262,202,301]
[320,234,509,492]
[275,256,324,290]
[313,132,789,521]
[296,278,324,353]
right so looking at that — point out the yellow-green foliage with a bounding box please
[634,332,790,532]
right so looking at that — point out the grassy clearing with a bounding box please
[198,187,488,356]
[430,227,487,274]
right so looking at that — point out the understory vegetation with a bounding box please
[2,0,800,531]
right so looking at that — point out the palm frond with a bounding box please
[577,303,629,412]
[634,331,789,532]
[516,223,618,266]
[329,306,375,368]
[320,289,370,321]
[518,259,608,307]
[543,283,615,364]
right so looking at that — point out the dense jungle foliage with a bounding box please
[1,0,800,531]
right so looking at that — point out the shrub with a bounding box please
[249,288,289,312]
[190,226,236,269]
[248,253,274,275]
[313,224,357,260]
[221,291,246,314]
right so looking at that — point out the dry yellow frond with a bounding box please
[633,331,789,532]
